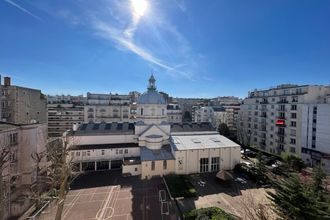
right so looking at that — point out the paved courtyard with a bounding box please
[39,170,178,220]
[177,172,273,218]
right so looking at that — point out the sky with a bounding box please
[0,0,329,98]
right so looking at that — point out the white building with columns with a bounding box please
[66,75,240,179]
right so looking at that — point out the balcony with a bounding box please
[277,100,288,104]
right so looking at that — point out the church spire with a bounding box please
[148,74,156,91]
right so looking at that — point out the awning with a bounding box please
[276,119,285,126]
[216,170,234,181]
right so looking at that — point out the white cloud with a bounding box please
[4,0,43,21]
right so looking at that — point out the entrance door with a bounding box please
[200,158,209,173]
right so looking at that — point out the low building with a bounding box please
[0,122,47,219]
[66,75,241,179]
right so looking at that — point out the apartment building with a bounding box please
[84,92,131,123]
[0,77,47,124]
[167,103,182,124]
[0,122,47,219]
[194,106,215,124]
[238,84,330,161]
[47,94,86,104]
[47,103,84,137]
[301,103,330,174]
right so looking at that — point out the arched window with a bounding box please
[141,108,143,115]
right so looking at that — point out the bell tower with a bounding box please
[148,74,156,91]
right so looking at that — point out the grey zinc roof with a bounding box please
[137,90,166,104]
[170,122,215,132]
[140,145,175,161]
[69,143,139,150]
[72,122,135,136]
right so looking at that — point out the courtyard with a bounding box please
[38,170,179,220]
[176,172,273,219]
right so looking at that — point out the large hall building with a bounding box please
[66,75,241,179]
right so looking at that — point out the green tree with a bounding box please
[268,173,330,220]
[283,154,305,171]
[218,123,230,137]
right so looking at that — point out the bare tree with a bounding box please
[239,192,277,220]
[237,113,252,154]
[46,137,73,220]
[0,142,11,220]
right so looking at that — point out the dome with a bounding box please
[137,90,166,104]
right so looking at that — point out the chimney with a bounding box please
[4,77,11,86]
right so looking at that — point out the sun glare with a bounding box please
[131,0,148,18]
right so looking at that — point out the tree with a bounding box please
[283,154,305,171]
[218,123,230,137]
[239,192,277,220]
[183,111,192,122]
[267,173,330,220]
[46,137,73,220]
[0,143,10,220]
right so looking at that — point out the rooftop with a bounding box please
[140,145,175,161]
[170,133,240,151]
[71,122,135,136]
[171,122,215,133]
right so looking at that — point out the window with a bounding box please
[101,150,105,155]
[200,158,209,173]
[71,152,74,157]
[313,127,316,132]
[313,106,317,114]
[211,157,220,172]
[87,151,90,156]
[119,149,123,154]
[290,138,296,144]
[290,147,296,153]
[178,158,183,170]
[141,108,143,115]
[151,161,155,170]
[162,109,165,115]
[124,149,128,154]
[163,160,167,170]
[313,119,317,123]
[291,121,296,127]
[291,105,297,110]
[76,152,80,156]
[82,151,86,156]
[292,96,298,102]
[254,111,258,116]
[291,113,296,119]
[9,133,18,145]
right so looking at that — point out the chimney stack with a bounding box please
[4,77,11,86]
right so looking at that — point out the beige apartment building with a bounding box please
[0,122,47,219]
[47,103,84,137]
[84,92,131,123]
[238,84,330,158]
[0,77,47,124]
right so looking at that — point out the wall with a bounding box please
[174,146,240,174]
[141,160,175,179]
[122,164,141,176]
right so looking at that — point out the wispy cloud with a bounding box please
[4,0,43,21]
[93,19,192,79]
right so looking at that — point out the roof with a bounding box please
[171,122,215,132]
[71,122,135,136]
[171,133,240,151]
[140,145,175,161]
[137,90,166,105]
[0,122,19,131]
[69,143,139,150]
